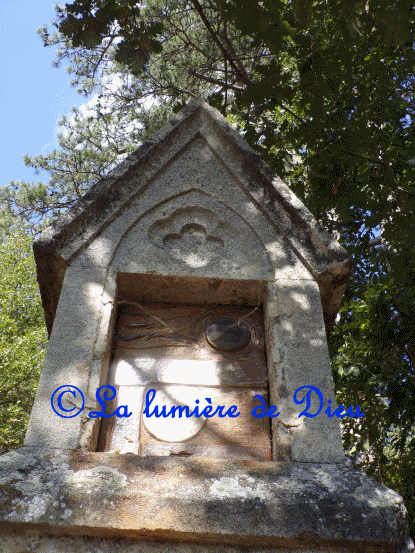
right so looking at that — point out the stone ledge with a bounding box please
[7,533,414,553]
[0,448,408,552]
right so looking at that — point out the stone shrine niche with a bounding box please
[1,99,409,553]
[99,298,272,460]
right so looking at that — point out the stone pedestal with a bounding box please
[0,448,411,552]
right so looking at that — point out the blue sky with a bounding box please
[0,0,91,188]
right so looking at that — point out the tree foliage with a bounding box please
[1,0,414,538]
[0,231,47,454]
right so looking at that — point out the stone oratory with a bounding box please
[0,100,411,553]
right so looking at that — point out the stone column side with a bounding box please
[265,281,344,463]
[24,263,113,449]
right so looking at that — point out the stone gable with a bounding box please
[34,99,351,337]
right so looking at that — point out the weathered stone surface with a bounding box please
[8,533,412,553]
[0,448,408,552]
[116,273,267,308]
[264,281,344,463]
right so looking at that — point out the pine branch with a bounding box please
[190,0,252,86]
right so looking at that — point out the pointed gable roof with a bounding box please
[34,99,351,336]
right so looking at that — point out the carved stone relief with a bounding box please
[148,206,236,268]
[111,190,274,280]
